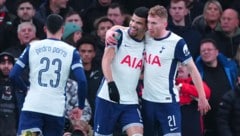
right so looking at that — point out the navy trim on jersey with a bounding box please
[71,50,87,109]
[154,31,171,41]
[115,29,123,49]
[175,39,191,62]
[9,46,30,92]
[169,59,178,103]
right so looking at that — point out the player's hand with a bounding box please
[108,81,120,103]
[198,97,211,115]
[69,107,83,121]
[105,30,118,46]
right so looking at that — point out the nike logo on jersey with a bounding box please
[170,127,178,131]
[124,44,131,47]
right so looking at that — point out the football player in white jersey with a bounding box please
[9,14,87,136]
[141,5,211,136]
[94,7,149,136]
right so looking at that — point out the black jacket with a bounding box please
[217,87,240,136]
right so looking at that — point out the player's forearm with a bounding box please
[190,68,206,98]
[102,48,115,82]
[187,60,206,98]
[109,25,126,31]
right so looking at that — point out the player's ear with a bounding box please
[43,26,47,33]
[61,26,64,34]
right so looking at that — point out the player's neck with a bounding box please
[83,63,92,71]
[156,29,169,39]
[47,33,62,40]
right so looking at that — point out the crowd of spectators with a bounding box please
[0,0,240,135]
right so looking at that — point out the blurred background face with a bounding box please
[220,9,239,34]
[97,21,114,42]
[200,42,218,64]
[169,1,188,23]
[53,0,68,9]
[107,7,124,25]
[18,24,36,45]
[0,60,13,76]
[0,0,6,6]
[78,44,96,64]
[98,0,112,6]
[204,3,221,22]
[65,14,83,27]
[73,31,82,43]
[17,2,35,21]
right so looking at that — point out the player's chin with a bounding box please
[129,29,137,35]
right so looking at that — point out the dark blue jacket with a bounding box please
[195,53,238,90]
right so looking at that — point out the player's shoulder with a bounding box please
[168,31,183,40]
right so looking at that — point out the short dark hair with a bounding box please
[134,6,149,19]
[94,16,114,30]
[200,38,218,50]
[16,0,36,9]
[46,14,64,34]
[108,2,126,14]
[64,10,81,21]
[76,35,96,51]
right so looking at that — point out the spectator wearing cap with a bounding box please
[0,52,23,136]
[62,22,82,47]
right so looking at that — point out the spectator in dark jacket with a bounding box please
[0,52,25,136]
[9,0,45,47]
[192,0,222,37]
[81,0,113,33]
[0,0,16,52]
[205,8,240,59]
[195,38,238,136]
[168,0,202,60]
[35,0,73,24]
[217,82,240,136]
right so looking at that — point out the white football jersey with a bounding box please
[97,29,145,104]
[142,31,192,103]
[17,39,83,117]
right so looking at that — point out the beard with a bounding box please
[0,70,9,78]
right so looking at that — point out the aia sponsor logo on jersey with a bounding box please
[143,52,161,67]
[120,55,143,69]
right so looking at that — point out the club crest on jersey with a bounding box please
[120,55,143,69]
[159,46,165,53]
[183,45,190,56]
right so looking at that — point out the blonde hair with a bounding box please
[149,5,168,20]
[203,0,223,17]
